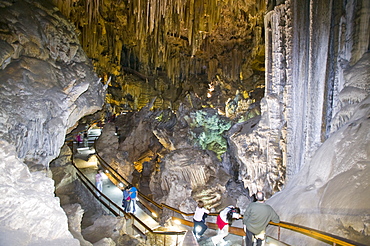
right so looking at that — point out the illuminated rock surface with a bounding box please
[0,140,79,246]
[0,0,369,245]
[268,53,370,245]
[0,0,104,245]
[52,0,267,111]
[0,0,105,168]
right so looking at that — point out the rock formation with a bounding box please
[0,140,79,246]
[0,0,369,245]
[96,0,370,244]
[95,102,247,213]
[0,0,105,168]
[227,0,369,196]
[269,94,370,245]
[0,0,105,244]
[51,0,267,112]
[264,1,370,245]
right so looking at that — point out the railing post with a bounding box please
[278,225,281,241]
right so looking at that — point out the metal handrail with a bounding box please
[74,167,124,217]
[71,152,186,245]
[269,221,367,246]
[96,152,195,216]
[95,153,164,209]
[91,137,366,246]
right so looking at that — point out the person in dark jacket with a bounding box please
[243,191,280,246]
[122,186,131,213]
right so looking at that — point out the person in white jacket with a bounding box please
[193,200,210,240]
[95,170,103,196]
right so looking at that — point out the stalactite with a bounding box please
[52,0,266,110]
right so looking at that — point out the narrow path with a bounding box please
[74,145,161,231]
[72,127,282,246]
[72,130,199,245]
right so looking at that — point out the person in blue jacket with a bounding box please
[128,184,138,213]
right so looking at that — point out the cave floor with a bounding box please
[73,139,284,246]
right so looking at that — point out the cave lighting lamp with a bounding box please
[173,219,181,225]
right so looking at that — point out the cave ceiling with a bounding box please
[52,0,267,113]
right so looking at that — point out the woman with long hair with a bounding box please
[211,205,241,246]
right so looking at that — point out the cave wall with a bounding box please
[263,0,370,244]
[268,56,370,245]
[0,0,105,244]
[0,140,80,246]
[0,0,105,168]
[229,0,370,197]
[282,0,369,179]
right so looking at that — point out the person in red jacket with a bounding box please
[211,205,241,246]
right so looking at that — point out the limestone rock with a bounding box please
[0,1,105,245]
[150,148,229,212]
[330,53,370,133]
[50,144,73,167]
[53,0,267,112]
[0,0,105,168]
[93,237,116,246]
[115,234,146,246]
[0,140,79,246]
[268,50,370,245]
[96,104,240,212]
[82,215,126,244]
[228,100,284,197]
[51,164,76,203]
[269,95,370,245]
[63,203,93,246]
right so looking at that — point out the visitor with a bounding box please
[211,205,241,246]
[122,186,131,213]
[128,184,138,214]
[243,191,280,246]
[76,133,82,146]
[83,131,88,147]
[193,200,210,240]
[95,170,103,197]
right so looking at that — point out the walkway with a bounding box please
[73,130,197,245]
[74,146,160,228]
[72,126,284,246]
